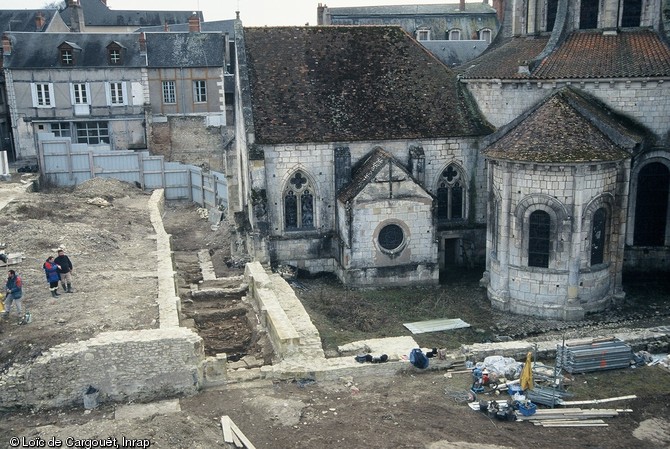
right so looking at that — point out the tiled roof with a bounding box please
[338,148,412,203]
[484,89,634,163]
[456,36,549,79]
[243,26,493,145]
[534,29,670,79]
[146,33,226,68]
[459,29,670,80]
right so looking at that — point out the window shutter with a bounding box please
[105,82,112,105]
[31,83,38,108]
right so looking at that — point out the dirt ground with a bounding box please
[0,175,669,449]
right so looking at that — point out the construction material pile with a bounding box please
[556,337,632,374]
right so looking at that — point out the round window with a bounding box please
[378,224,404,251]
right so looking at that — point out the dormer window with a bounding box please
[61,49,73,65]
[109,49,121,64]
[106,42,125,65]
[58,41,81,66]
[416,29,430,41]
[448,29,461,40]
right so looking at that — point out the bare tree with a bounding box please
[42,1,66,10]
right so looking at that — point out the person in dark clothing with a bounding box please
[3,269,23,321]
[54,248,74,293]
[43,256,61,297]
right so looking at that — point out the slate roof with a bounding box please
[60,0,201,28]
[3,32,146,68]
[243,26,493,145]
[145,33,226,68]
[338,148,415,203]
[326,3,495,16]
[138,20,235,34]
[483,89,640,163]
[459,29,670,80]
[0,9,59,32]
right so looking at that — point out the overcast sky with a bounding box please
[1,0,480,27]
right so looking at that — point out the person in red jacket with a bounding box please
[43,256,61,297]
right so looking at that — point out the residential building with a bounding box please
[317,1,500,65]
[0,9,69,161]
[2,32,147,160]
[59,0,201,33]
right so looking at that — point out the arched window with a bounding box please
[591,208,606,265]
[479,28,492,43]
[634,163,669,246]
[448,29,461,40]
[621,0,642,27]
[580,0,599,29]
[546,0,558,32]
[528,210,550,268]
[284,171,314,230]
[437,164,465,220]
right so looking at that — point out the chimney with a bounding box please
[460,0,466,10]
[35,12,46,30]
[188,13,200,32]
[139,32,147,53]
[68,0,85,33]
[2,34,11,56]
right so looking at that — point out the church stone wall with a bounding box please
[465,80,670,142]
[488,161,625,319]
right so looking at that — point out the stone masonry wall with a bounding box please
[466,80,670,141]
[0,328,203,410]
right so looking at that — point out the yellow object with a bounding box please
[520,351,534,391]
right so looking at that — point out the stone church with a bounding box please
[229,0,670,320]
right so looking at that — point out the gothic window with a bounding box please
[591,208,606,265]
[546,0,558,32]
[579,0,599,29]
[634,163,669,246]
[379,224,404,251]
[528,210,550,268]
[284,171,315,230]
[621,0,642,27]
[437,164,465,220]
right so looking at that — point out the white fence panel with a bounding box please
[38,135,228,209]
[164,162,192,200]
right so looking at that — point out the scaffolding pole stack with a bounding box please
[556,338,632,374]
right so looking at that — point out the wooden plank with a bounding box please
[231,432,243,448]
[221,416,234,444]
[229,418,257,449]
[559,395,637,405]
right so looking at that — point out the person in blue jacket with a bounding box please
[43,256,61,297]
[3,269,23,321]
